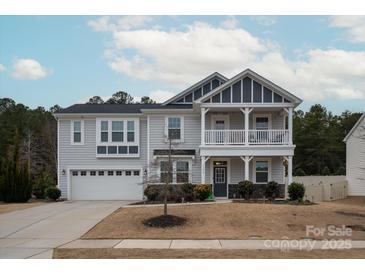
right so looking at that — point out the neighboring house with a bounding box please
[54,68,302,200]
[344,113,365,196]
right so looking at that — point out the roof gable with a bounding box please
[195,69,302,106]
[344,113,365,142]
[162,72,228,105]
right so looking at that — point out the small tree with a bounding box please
[265,181,280,201]
[288,182,305,201]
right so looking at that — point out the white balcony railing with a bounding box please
[204,129,290,145]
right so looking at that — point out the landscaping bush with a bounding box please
[265,181,280,201]
[181,183,195,201]
[0,159,32,203]
[335,166,346,175]
[288,182,305,201]
[237,180,254,199]
[194,184,211,201]
[46,187,61,201]
[321,166,330,176]
[144,185,160,201]
[33,171,54,199]
[294,168,306,176]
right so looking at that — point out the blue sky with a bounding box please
[1,15,365,114]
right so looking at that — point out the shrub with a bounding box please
[194,184,211,201]
[321,166,330,176]
[33,171,54,199]
[0,159,32,203]
[237,180,254,199]
[181,183,195,202]
[46,187,61,201]
[335,166,346,175]
[294,168,306,176]
[144,185,160,201]
[288,182,305,201]
[265,181,280,201]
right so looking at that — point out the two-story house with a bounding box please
[55,68,302,200]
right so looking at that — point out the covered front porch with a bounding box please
[200,155,293,199]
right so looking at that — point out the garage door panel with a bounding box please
[71,170,143,200]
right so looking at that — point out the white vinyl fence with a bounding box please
[286,176,347,203]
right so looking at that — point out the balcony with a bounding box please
[204,129,290,145]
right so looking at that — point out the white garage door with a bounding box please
[70,169,143,200]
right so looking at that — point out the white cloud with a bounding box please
[221,16,239,29]
[149,90,176,103]
[11,59,49,80]
[90,16,365,102]
[330,16,365,43]
[252,16,277,26]
[0,64,6,72]
[88,16,155,32]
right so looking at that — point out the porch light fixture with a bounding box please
[61,169,66,175]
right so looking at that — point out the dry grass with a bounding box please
[83,198,365,240]
[53,248,365,259]
[0,200,46,214]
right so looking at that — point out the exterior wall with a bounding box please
[58,117,147,198]
[205,110,285,130]
[148,114,202,184]
[346,118,365,196]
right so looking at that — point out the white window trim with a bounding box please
[71,120,84,145]
[157,158,192,184]
[164,116,184,143]
[95,118,140,158]
[253,113,272,130]
[252,157,272,184]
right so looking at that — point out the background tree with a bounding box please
[87,96,104,104]
[107,91,134,104]
[140,96,156,104]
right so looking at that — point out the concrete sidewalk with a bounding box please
[59,239,365,250]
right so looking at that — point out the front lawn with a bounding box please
[54,248,365,259]
[83,198,365,240]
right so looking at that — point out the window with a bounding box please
[96,119,139,157]
[133,170,140,176]
[116,171,122,176]
[98,171,104,176]
[80,171,87,176]
[72,171,78,176]
[167,117,182,140]
[100,121,108,142]
[127,121,135,142]
[176,161,189,183]
[255,117,269,130]
[90,171,96,176]
[112,121,123,142]
[160,161,172,183]
[108,171,114,176]
[72,120,83,144]
[256,161,269,183]
[97,146,107,154]
[126,171,132,176]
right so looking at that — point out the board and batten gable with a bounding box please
[345,114,365,196]
[58,117,147,198]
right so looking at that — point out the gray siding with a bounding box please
[148,114,202,183]
[58,118,147,198]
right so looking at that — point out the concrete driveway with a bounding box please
[0,201,132,259]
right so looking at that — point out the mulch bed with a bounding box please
[130,200,214,205]
[232,199,315,205]
[143,214,187,228]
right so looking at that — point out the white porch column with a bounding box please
[288,107,293,145]
[240,156,253,181]
[241,108,252,146]
[201,108,205,145]
[288,155,293,184]
[201,156,206,183]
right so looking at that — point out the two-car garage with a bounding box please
[69,169,143,200]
